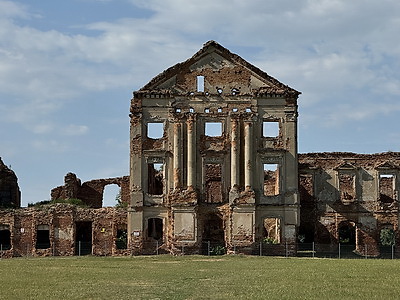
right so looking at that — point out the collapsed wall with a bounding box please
[298,152,400,257]
[51,172,130,208]
[0,204,128,258]
[0,157,20,208]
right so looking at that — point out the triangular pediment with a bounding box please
[376,161,398,170]
[136,41,300,97]
[335,162,357,170]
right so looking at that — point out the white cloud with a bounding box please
[0,0,31,18]
[63,124,89,136]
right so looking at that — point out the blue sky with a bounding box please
[1,0,399,206]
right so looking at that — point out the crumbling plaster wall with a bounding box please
[128,41,300,255]
[0,204,128,258]
[51,172,130,208]
[298,152,400,256]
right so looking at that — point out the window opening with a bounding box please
[202,214,225,244]
[0,224,11,250]
[205,164,223,203]
[205,122,222,137]
[116,225,127,249]
[245,108,252,113]
[232,108,238,112]
[103,184,120,207]
[147,122,164,139]
[231,88,239,95]
[189,107,194,113]
[148,218,163,240]
[339,173,356,202]
[217,108,222,113]
[148,163,163,195]
[204,108,210,113]
[299,174,314,203]
[75,221,92,255]
[298,224,314,244]
[263,121,279,137]
[197,75,204,92]
[175,108,181,113]
[263,218,281,244]
[36,224,50,249]
[338,222,356,245]
[263,164,280,196]
[217,88,223,94]
[379,174,395,203]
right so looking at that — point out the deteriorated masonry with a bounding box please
[0,157,20,208]
[1,41,399,257]
[128,40,300,255]
[51,172,130,208]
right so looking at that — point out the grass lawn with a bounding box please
[1,255,400,299]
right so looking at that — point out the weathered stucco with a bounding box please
[1,41,400,258]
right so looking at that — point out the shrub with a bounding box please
[380,228,395,246]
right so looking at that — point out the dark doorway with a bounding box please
[75,221,92,255]
[36,225,50,249]
[203,214,225,243]
[0,225,11,250]
[338,222,356,245]
[147,218,163,241]
[202,214,225,255]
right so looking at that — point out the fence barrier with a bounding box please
[0,241,397,259]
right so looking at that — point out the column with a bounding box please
[187,117,195,188]
[231,117,239,189]
[173,121,182,189]
[244,121,252,189]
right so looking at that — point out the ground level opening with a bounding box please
[75,221,92,255]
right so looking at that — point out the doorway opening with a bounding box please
[75,221,92,255]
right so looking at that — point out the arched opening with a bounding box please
[103,184,120,207]
[338,221,357,256]
[379,224,395,258]
[338,222,356,245]
[0,224,11,250]
[147,218,163,241]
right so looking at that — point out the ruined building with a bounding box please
[0,41,399,257]
[128,41,300,254]
[299,152,400,256]
[0,157,20,208]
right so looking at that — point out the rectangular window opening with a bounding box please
[205,122,222,137]
[263,121,279,137]
[205,164,223,203]
[147,122,164,139]
[197,75,205,92]
[148,163,163,195]
[36,224,50,249]
[263,218,281,244]
[0,224,11,250]
[263,164,280,196]
[379,174,394,203]
[148,218,163,240]
[116,226,127,250]
[339,173,356,202]
[299,174,314,202]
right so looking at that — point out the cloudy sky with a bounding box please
[1,0,399,206]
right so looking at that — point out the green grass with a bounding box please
[1,255,400,299]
